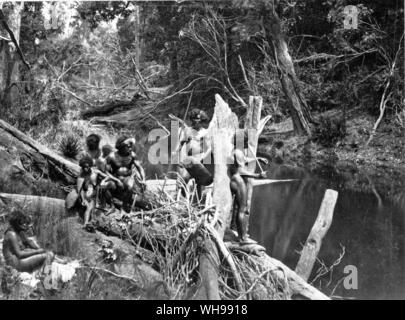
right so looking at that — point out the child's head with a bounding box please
[86,134,101,151]
[79,155,93,174]
[9,209,32,232]
[101,144,113,158]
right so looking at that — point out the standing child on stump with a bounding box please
[230,149,267,244]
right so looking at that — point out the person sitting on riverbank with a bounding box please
[2,210,54,273]
[96,144,113,173]
[106,136,146,212]
[96,144,116,210]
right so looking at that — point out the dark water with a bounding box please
[249,166,405,300]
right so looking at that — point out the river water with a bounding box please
[249,165,405,300]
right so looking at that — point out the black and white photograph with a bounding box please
[0,0,404,303]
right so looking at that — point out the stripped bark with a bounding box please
[208,94,239,237]
[244,96,263,222]
[295,189,338,281]
[197,94,238,300]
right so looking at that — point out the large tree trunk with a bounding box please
[261,2,312,135]
[0,2,24,108]
[195,94,239,299]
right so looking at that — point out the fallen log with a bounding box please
[0,193,66,217]
[91,102,156,127]
[295,189,338,281]
[226,241,329,300]
[257,253,330,300]
[81,96,146,119]
[0,119,80,183]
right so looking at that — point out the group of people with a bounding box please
[1,107,270,278]
[75,133,146,228]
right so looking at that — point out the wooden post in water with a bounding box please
[295,189,338,281]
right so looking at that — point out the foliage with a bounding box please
[312,115,347,147]
[58,134,82,159]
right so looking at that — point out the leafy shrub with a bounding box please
[312,116,346,147]
[58,134,82,159]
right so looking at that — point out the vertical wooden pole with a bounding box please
[244,96,263,234]
[295,189,338,281]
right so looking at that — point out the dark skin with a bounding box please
[172,116,213,201]
[106,140,146,211]
[2,220,53,273]
[230,150,267,243]
[78,162,98,225]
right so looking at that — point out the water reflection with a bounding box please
[249,165,405,300]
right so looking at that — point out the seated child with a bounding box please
[2,210,54,273]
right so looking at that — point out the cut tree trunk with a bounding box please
[244,96,263,224]
[295,189,338,281]
[208,94,239,237]
[196,94,239,300]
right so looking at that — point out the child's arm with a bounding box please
[238,167,267,179]
[7,232,45,259]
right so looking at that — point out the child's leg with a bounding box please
[84,200,95,225]
[16,253,49,273]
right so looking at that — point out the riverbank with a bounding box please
[260,109,405,199]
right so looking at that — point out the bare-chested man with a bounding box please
[172,109,213,199]
[106,136,146,212]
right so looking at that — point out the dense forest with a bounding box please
[0,1,404,301]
